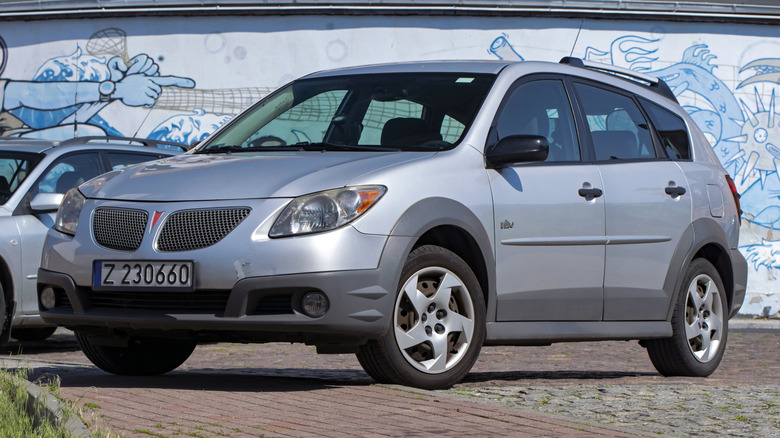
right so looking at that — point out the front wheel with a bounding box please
[357,245,486,389]
[76,332,196,376]
[645,258,728,377]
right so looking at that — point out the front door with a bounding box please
[490,78,606,321]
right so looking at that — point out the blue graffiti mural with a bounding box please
[0,28,219,141]
[148,109,232,144]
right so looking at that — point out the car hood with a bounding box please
[80,151,435,201]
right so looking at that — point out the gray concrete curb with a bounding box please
[2,359,90,437]
[730,317,780,332]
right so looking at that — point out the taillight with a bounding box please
[725,175,742,225]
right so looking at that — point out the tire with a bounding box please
[11,326,57,342]
[0,281,8,345]
[646,258,728,377]
[356,245,486,389]
[76,331,196,376]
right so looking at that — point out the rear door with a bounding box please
[490,76,606,321]
[571,82,692,321]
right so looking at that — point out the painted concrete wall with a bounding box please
[0,15,777,316]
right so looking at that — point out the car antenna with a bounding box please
[131,104,155,139]
[569,18,584,57]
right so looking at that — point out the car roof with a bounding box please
[0,136,187,156]
[300,59,677,103]
[0,137,57,154]
[304,60,514,79]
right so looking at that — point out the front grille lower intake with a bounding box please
[93,208,148,251]
[157,208,251,252]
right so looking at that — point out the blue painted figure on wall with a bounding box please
[0,30,195,140]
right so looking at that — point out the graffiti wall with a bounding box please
[0,15,777,316]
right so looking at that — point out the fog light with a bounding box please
[301,291,329,318]
[40,288,56,310]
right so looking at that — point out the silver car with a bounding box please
[38,59,747,389]
[0,136,183,345]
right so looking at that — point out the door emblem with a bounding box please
[500,220,514,230]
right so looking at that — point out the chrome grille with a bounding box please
[93,208,148,251]
[157,208,251,252]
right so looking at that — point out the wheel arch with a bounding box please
[388,197,495,321]
[0,255,14,341]
[664,218,737,320]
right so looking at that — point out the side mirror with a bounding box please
[485,135,549,168]
[30,193,65,212]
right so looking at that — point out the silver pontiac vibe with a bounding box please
[38,59,747,389]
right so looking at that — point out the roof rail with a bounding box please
[57,136,188,151]
[559,57,677,103]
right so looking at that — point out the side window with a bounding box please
[36,153,102,194]
[496,80,580,162]
[640,98,691,160]
[107,153,163,170]
[359,100,424,145]
[573,83,656,161]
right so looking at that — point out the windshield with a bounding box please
[0,151,41,204]
[200,73,495,153]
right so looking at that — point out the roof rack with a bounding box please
[57,136,189,151]
[559,57,677,103]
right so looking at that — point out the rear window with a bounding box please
[640,98,692,160]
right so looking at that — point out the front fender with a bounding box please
[388,197,497,321]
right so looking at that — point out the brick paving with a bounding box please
[2,326,778,437]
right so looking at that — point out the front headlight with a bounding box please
[54,188,86,236]
[269,186,386,237]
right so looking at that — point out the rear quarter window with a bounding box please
[640,98,692,160]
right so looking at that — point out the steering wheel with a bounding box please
[248,136,287,148]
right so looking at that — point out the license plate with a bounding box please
[93,261,194,291]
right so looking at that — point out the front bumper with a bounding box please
[37,195,416,344]
[37,265,398,344]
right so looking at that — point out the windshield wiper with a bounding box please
[196,144,305,154]
[294,142,400,152]
[196,144,244,154]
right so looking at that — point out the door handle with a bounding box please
[578,188,603,199]
[665,186,686,198]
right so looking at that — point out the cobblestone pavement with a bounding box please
[2,326,778,437]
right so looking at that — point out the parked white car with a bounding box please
[0,136,183,344]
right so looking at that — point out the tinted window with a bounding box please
[496,80,580,162]
[640,98,691,160]
[574,83,656,161]
[36,153,102,194]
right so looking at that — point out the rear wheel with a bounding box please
[357,245,485,389]
[76,332,196,376]
[646,258,728,376]
[11,326,57,342]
